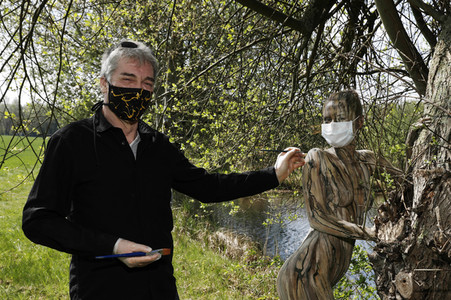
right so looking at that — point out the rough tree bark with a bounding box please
[370,17,451,300]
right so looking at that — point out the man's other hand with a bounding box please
[114,238,161,268]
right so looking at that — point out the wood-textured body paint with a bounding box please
[277,147,400,299]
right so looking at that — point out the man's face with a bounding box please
[101,57,155,101]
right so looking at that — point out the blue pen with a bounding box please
[95,248,171,259]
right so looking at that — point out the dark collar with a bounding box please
[93,109,113,133]
[138,119,156,134]
[93,109,156,136]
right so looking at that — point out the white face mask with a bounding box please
[321,119,356,147]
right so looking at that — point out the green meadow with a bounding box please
[0,135,281,299]
[0,135,69,298]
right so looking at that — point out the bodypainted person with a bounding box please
[277,90,402,300]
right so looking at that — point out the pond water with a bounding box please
[204,191,377,260]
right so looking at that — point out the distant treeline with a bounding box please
[1,100,59,137]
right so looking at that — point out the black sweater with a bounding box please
[22,109,279,299]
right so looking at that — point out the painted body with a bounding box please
[277,91,401,299]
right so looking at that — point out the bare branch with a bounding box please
[375,0,429,95]
[408,0,447,22]
[234,0,308,34]
[410,3,437,48]
[234,0,336,37]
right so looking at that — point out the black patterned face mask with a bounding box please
[106,82,153,122]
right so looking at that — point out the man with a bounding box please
[277,90,402,299]
[22,40,305,299]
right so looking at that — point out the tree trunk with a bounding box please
[370,17,451,299]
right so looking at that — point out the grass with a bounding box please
[0,135,281,299]
[0,135,68,299]
[0,135,45,193]
[172,201,281,299]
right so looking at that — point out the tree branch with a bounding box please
[234,0,308,34]
[410,3,437,48]
[407,0,447,23]
[375,0,429,95]
[234,0,336,37]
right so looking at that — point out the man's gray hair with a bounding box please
[100,40,159,82]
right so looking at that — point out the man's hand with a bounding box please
[114,238,161,268]
[274,147,305,183]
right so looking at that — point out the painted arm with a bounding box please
[358,150,403,185]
